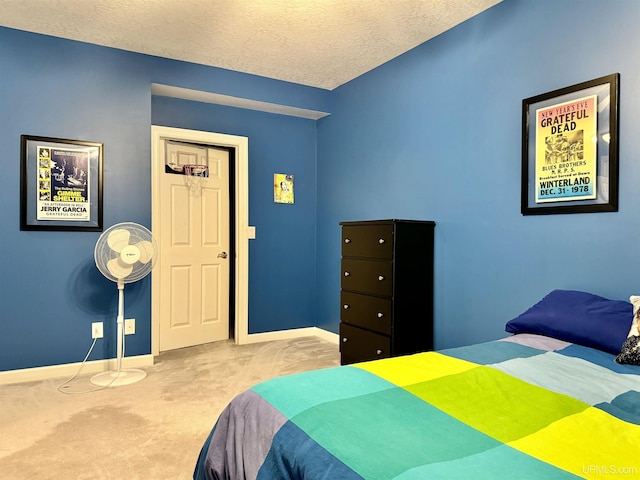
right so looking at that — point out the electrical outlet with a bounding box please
[91,322,103,339]
[124,318,135,335]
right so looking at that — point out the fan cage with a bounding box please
[94,222,158,284]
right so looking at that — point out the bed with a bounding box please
[193,290,640,479]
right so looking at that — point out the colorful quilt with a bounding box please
[193,334,640,479]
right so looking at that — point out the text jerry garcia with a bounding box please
[40,205,88,213]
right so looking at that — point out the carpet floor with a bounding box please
[0,336,340,479]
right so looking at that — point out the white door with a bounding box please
[158,140,230,351]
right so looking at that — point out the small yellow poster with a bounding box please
[534,94,597,203]
[274,173,294,204]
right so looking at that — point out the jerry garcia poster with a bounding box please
[21,135,103,231]
[37,146,91,220]
[535,95,597,203]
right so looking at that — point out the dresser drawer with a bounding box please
[340,323,390,364]
[342,224,393,259]
[341,258,392,296]
[340,291,391,335]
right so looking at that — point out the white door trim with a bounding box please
[151,126,249,355]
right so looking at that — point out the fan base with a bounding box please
[90,369,147,387]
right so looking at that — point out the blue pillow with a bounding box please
[505,290,632,355]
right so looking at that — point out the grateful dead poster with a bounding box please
[535,95,597,203]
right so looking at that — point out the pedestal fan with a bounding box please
[90,222,158,387]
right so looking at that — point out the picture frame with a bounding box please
[521,73,619,215]
[20,135,104,231]
[274,173,294,204]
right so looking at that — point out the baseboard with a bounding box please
[0,354,154,386]
[244,326,339,345]
[310,327,340,344]
[1,328,338,386]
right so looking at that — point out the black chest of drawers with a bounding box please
[339,219,435,365]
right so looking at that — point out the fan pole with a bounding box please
[90,279,147,387]
[116,279,125,373]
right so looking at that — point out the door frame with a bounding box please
[151,125,249,355]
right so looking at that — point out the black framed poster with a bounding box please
[521,73,619,215]
[20,135,103,231]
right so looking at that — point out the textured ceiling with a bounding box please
[0,0,502,90]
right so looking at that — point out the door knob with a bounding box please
[217,252,228,259]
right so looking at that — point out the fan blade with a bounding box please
[107,257,134,279]
[136,240,154,264]
[107,229,131,253]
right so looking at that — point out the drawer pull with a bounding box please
[344,238,351,244]
[378,275,384,281]
[377,312,384,318]
[344,271,350,277]
[343,304,350,310]
[376,349,383,355]
[378,238,385,244]
[342,337,348,342]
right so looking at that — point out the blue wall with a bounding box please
[0,28,326,371]
[316,0,640,348]
[0,31,155,370]
[3,0,640,372]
